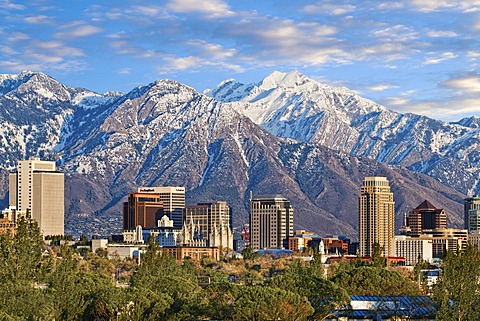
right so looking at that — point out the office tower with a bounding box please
[181,201,233,249]
[407,200,447,236]
[9,158,64,236]
[358,176,395,257]
[249,194,294,250]
[122,192,164,230]
[138,186,185,228]
[464,196,480,232]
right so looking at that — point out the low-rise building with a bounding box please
[162,246,220,261]
[394,235,433,266]
[393,228,467,265]
[288,230,319,252]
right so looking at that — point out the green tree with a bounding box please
[0,216,50,282]
[435,246,480,321]
[233,284,314,321]
[268,262,349,320]
[372,243,386,268]
[0,216,54,320]
[331,265,421,296]
[48,246,123,320]
[202,282,239,320]
[129,243,204,320]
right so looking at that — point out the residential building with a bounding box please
[9,158,64,236]
[464,196,480,232]
[358,176,395,257]
[122,192,164,230]
[407,200,447,236]
[138,186,185,228]
[250,194,294,250]
[180,201,233,249]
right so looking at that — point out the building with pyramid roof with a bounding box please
[407,200,446,236]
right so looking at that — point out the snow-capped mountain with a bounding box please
[207,70,480,196]
[0,71,467,237]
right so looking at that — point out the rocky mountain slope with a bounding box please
[207,71,480,197]
[0,71,467,237]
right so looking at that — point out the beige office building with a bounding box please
[359,176,395,257]
[9,158,64,236]
[250,194,294,250]
[138,186,185,228]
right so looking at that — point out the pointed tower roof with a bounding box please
[415,200,437,210]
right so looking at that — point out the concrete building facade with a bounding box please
[250,194,294,250]
[359,176,395,257]
[138,186,185,228]
[9,158,64,236]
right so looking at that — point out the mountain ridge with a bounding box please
[0,70,469,238]
[208,70,480,197]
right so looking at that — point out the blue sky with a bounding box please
[1,0,480,122]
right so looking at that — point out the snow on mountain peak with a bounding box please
[259,70,306,90]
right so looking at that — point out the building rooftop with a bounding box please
[332,296,437,319]
[414,200,438,210]
[252,194,287,200]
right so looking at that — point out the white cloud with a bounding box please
[409,0,457,12]
[372,25,418,42]
[117,68,131,75]
[384,96,411,106]
[159,53,244,73]
[167,0,233,17]
[302,3,356,15]
[7,32,30,42]
[1,0,25,10]
[367,83,399,92]
[186,40,236,59]
[23,15,54,25]
[55,24,102,39]
[426,30,458,37]
[403,0,480,12]
[399,97,480,121]
[440,73,480,94]
[467,51,480,59]
[377,2,405,10]
[423,52,456,65]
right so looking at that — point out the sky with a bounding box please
[1,0,480,122]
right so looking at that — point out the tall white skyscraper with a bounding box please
[9,158,64,236]
[137,186,185,228]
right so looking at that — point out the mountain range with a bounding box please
[0,70,471,238]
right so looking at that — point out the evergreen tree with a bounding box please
[435,246,480,321]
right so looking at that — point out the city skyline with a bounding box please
[1,1,480,121]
